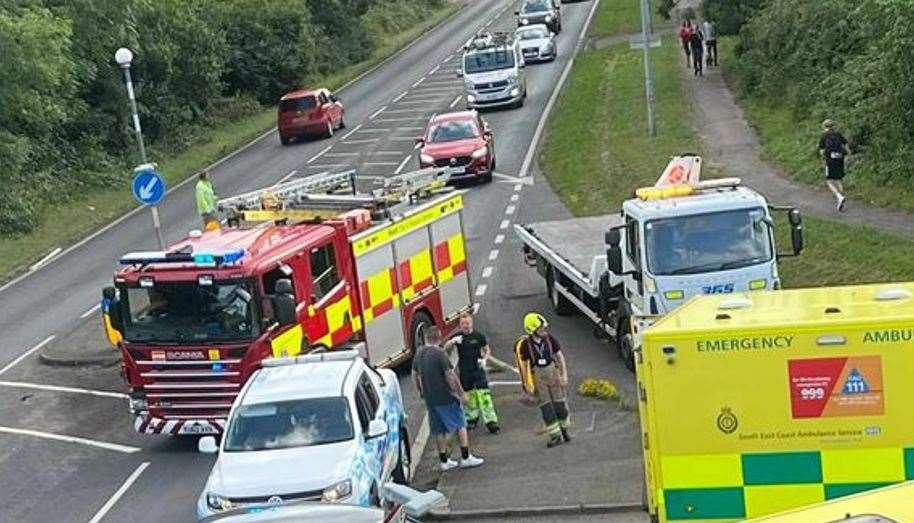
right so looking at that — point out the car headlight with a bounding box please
[519,18,529,25]
[420,153,434,164]
[322,480,352,503]
[471,146,488,159]
[206,493,233,511]
[545,14,553,22]
[510,87,520,97]
[467,94,476,103]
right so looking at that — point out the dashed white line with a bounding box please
[363,162,400,166]
[0,381,128,399]
[373,151,408,155]
[510,194,520,202]
[305,163,349,169]
[323,152,360,157]
[393,91,408,103]
[394,156,412,174]
[499,220,510,230]
[30,247,62,272]
[370,106,387,119]
[341,123,363,140]
[488,249,499,261]
[390,136,421,141]
[0,335,55,376]
[377,117,427,122]
[80,303,101,319]
[482,267,494,278]
[514,183,523,191]
[412,77,426,87]
[445,53,454,60]
[393,100,441,106]
[277,169,299,183]
[449,95,462,108]
[474,285,487,297]
[340,138,379,143]
[0,426,141,454]
[306,145,332,164]
[494,234,505,244]
[429,65,440,74]
[505,205,516,215]
[88,462,151,523]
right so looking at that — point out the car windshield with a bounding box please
[427,120,479,143]
[121,281,258,343]
[280,97,316,112]
[518,27,550,40]
[464,50,515,74]
[521,0,551,13]
[645,208,773,276]
[224,398,354,452]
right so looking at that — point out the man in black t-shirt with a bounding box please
[818,119,851,212]
[444,313,500,433]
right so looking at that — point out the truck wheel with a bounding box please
[617,318,636,372]
[392,425,411,485]
[546,268,573,316]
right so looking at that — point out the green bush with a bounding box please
[703,0,764,35]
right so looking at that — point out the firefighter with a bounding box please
[444,312,500,434]
[516,312,571,448]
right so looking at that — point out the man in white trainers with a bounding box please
[412,326,484,471]
[818,119,851,212]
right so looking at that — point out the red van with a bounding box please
[278,88,345,145]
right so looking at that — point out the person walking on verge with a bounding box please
[702,19,717,66]
[689,29,704,76]
[413,326,484,471]
[818,119,851,211]
[678,20,694,67]
[517,313,570,448]
[195,171,219,230]
[444,312,500,434]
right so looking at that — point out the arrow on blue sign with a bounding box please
[132,165,166,206]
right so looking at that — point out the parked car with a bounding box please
[417,111,496,184]
[459,31,527,110]
[515,0,561,33]
[277,88,344,144]
[514,24,557,63]
[196,350,410,521]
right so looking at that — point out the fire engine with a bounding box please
[102,168,473,435]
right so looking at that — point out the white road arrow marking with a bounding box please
[492,172,534,185]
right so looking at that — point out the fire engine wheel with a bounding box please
[617,319,636,373]
[546,267,573,316]
[392,425,411,485]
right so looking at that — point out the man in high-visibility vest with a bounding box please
[195,171,219,229]
[516,312,571,448]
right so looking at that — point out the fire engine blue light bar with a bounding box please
[119,248,245,266]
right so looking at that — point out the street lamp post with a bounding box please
[115,47,166,250]
[638,0,657,137]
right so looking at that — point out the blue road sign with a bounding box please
[132,165,166,206]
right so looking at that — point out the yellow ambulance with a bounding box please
[635,283,914,522]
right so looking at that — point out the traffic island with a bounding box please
[39,313,121,367]
[422,385,646,520]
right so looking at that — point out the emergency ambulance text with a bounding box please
[863,328,914,344]
[696,335,793,353]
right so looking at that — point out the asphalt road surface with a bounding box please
[0,0,636,521]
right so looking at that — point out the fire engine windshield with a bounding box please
[645,208,773,276]
[121,281,258,343]
[223,398,354,452]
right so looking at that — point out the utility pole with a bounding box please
[638,0,657,136]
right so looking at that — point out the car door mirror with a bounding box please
[198,436,218,454]
[367,418,388,439]
[514,10,519,15]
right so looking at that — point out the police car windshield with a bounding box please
[427,120,480,143]
[121,280,258,343]
[464,50,515,74]
[645,208,773,276]
[224,398,354,452]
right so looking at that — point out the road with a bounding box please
[0,0,634,521]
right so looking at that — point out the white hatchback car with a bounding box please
[195,350,410,520]
[514,24,557,63]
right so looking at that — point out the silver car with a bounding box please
[514,24,557,63]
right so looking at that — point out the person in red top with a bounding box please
[678,20,694,67]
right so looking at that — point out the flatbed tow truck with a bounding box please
[514,155,805,370]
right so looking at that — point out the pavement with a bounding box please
[0,0,649,521]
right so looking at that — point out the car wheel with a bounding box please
[325,120,334,138]
[339,113,346,129]
[546,266,573,315]
[392,426,411,485]
[279,133,292,146]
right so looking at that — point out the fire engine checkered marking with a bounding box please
[434,234,467,284]
[350,194,463,256]
[360,268,400,323]
[399,249,435,301]
[660,448,914,520]
[314,294,357,348]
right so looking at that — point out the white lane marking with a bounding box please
[384,108,434,114]
[445,53,454,60]
[349,128,388,133]
[488,250,499,261]
[29,247,62,272]
[397,126,426,131]
[370,106,387,119]
[80,303,101,319]
[363,162,400,166]
[277,169,299,183]
[341,123,363,140]
[505,205,516,215]
[487,355,520,374]
[305,164,350,169]
[376,117,427,122]
[409,414,430,479]
[394,156,412,174]
[482,267,494,278]
[449,95,462,108]
[343,138,382,143]
[586,411,598,432]
[492,172,534,185]
[489,380,523,387]
[390,136,421,141]
[373,151,408,155]
[514,183,522,191]
[494,234,505,244]
[499,220,510,230]
[0,380,127,399]
[88,462,151,523]
[0,335,55,376]
[412,77,426,87]
[323,152,360,157]
[474,284,487,297]
[306,145,332,164]
[400,94,447,101]
[428,65,440,74]
[510,194,519,202]
[390,100,440,106]
[393,91,408,103]
[0,426,140,454]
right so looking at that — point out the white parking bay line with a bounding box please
[0,380,128,399]
[341,123,363,140]
[306,145,332,164]
[80,303,101,319]
[395,155,411,174]
[449,95,462,108]
[88,462,151,523]
[0,426,140,454]
[0,335,55,376]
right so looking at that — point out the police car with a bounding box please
[196,350,410,520]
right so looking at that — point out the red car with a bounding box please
[278,88,345,145]
[417,111,495,183]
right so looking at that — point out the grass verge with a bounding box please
[0,2,461,283]
[541,39,914,286]
[588,0,641,38]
